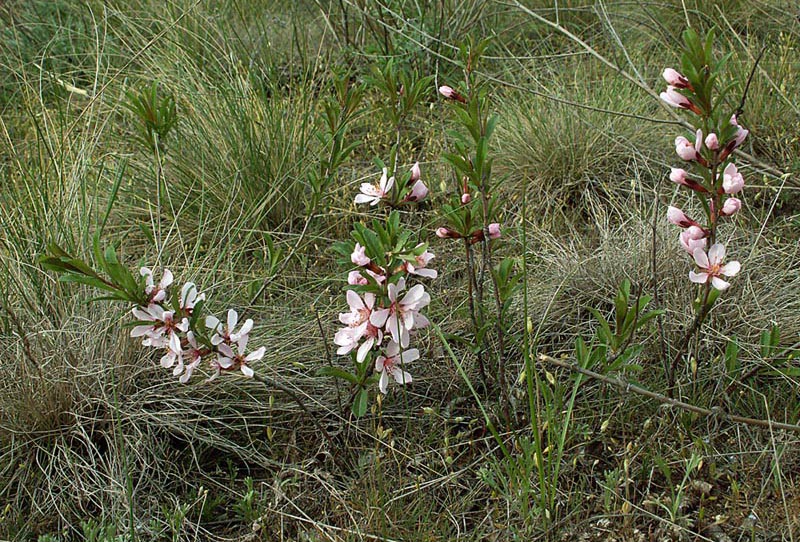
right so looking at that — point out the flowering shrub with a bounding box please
[434,38,519,420]
[329,209,435,416]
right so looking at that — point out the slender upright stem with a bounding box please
[464,238,488,390]
[667,283,712,396]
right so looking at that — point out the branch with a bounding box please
[540,354,800,433]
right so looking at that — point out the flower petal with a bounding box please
[708,243,725,266]
[693,247,709,269]
[689,271,709,284]
[711,276,730,290]
[720,260,741,277]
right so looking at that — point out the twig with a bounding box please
[667,284,712,395]
[463,238,489,390]
[540,354,800,433]
[735,44,767,118]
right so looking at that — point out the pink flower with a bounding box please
[216,335,265,378]
[348,269,385,285]
[205,309,253,346]
[131,304,188,349]
[705,133,719,151]
[375,341,419,394]
[461,193,471,204]
[436,227,460,239]
[670,168,707,193]
[667,206,701,228]
[354,168,394,206]
[404,244,437,279]
[140,267,173,303]
[370,277,430,348]
[334,291,383,362]
[689,243,741,291]
[406,180,428,202]
[174,331,204,383]
[351,243,370,266]
[720,197,741,217]
[662,68,691,89]
[720,115,749,160]
[675,130,703,162]
[679,226,707,254]
[179,282,205,314]
[660,86,700,114]
[438,85,467,103]
[721,162,744,194]
[410,162,421,182]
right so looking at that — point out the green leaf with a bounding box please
[352,388,369,418]
[725,338,740,376]
[59,274,118,293]
[589,308,613,347]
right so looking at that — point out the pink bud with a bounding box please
[680,226,707,254]
[436,227,460,239]
[351,243,370,266]
[669,167,688,185]
[488,223,501,239]
[660,87,699,113]
[348,270,367,285]
[720,197,741,216]
[438,85,467,103]
[461,193,471,204]
[705,133,719,151]
[675,136,698,161]
[722,162,744,194]
[670,168,707,193]
[405,180,428,202]
[667,206,700,228]
[662,68,691,89]
[410,162,421,182]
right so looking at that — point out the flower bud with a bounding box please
[667,206,700,228]
[405,180,428,202]
[721,162,744,194]
[351,243,370,266]
[438,85,467,103]
[660,86,700,114]
[662,68,692,89]
[705,133,719,151]
[348,270,367,285]
[669,168,707,193]
[680,226,707,254]
[436,227,460,239]
[488,223,501,239]
[675,136,699,161]
[720,197,741,217]
[461,193,471,204]
[410,162,421,182]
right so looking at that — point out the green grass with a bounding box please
[1,0,799,540]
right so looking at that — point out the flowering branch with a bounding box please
[659,29,749,391]
[39,239,334,447]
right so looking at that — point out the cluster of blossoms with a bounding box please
[660,67,745,291]
[130,267,265,382]
[336,163,436,394]
[355,162,428,207]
